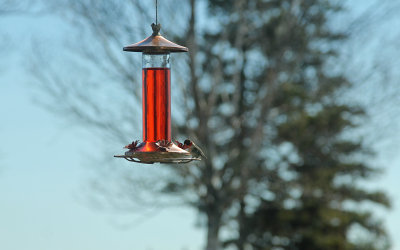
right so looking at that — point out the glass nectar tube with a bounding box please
[142,53,171,142]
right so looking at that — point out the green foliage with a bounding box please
[171,0,390,249]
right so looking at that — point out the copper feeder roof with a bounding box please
[123,23,188,53]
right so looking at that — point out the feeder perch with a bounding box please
[114,23,200,164]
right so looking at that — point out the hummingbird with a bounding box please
[184,139,207,159]
[124,140,140,151]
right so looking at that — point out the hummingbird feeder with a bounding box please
[114,4,201,164]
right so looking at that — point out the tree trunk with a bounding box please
[237,201,246,250]
[206,211,221,250]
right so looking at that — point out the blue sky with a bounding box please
[0,12,203,250]
[1,1,399,250]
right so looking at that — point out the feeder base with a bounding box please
[114,141,199,164]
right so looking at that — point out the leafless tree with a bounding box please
[342,0,400,150]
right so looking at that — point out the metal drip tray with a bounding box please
[114,141,200,164]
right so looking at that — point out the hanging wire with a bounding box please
[156,0,158,25]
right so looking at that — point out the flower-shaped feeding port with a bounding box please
[114,23,203,164]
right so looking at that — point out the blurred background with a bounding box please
[1,0,399,249]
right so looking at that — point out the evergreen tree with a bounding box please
[180,0,390,249]
[200,0,391,249]
[240,104,390,249]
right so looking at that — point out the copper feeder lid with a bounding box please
[123,23,188,53]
